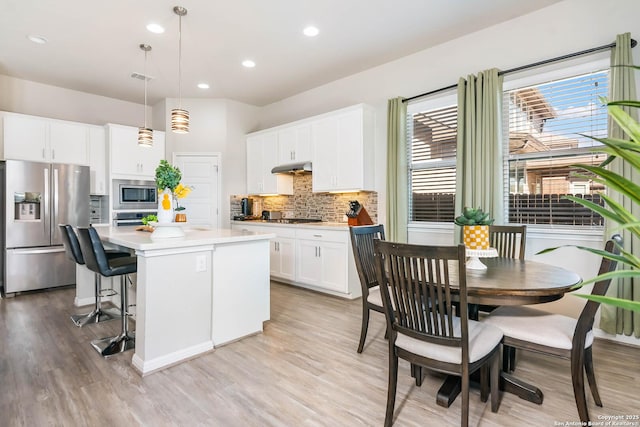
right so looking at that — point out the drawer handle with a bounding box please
[313,234,322,237]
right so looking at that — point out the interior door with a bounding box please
[172,153,220,227]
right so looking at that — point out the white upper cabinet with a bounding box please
[277,124,312,164]
[246,131,293,195]
[88,125,107,195]
[49,121,89,165]
[312,105,375,192]
[2,113,89,165]
[108,124,165,180]
[245,104,374,194]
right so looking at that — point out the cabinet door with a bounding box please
[318,241,348,293]
[139,130,165,179]
[260,132,280,194]
[3,114,48,162]
[296,240,322,286]
[311,117,338,192]
[88,126,107,195]
[109,125,140,176]
[49,121,89,165]
[278,124,312,163]
[276,237,295,280]
[335,110,363,190]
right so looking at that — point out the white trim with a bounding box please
[135,244,215,258]
[132,341,214,376]
[594,328,640,348]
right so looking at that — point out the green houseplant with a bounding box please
[155,160,182,192]
[540,89,640,312]
[455,207,494,250]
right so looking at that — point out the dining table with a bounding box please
[436,256,582,408]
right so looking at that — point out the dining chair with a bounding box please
[349,224,386,353]
[374,240,502,427]
[483,235,621,424]
[489,225,527,260]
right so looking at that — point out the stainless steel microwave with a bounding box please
[112,179,157,210]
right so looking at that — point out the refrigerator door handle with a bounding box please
[10,247,66,255]
[43,167,49,235]
[53,167,59,233]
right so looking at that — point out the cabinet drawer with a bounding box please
[266,225,296,239]
[295,228,348,243]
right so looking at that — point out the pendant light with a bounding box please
[171,6,189,134]
[138,44,153,147]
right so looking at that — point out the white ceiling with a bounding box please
[0,0,561,107]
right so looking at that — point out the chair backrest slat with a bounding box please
[374,240,467,349]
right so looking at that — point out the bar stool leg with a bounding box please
[71,274,121,327]
[90,275,135,357]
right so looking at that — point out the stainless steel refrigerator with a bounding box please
[1,160,89,294]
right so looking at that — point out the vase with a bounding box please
[175,212,187,222]
[463,225,490,250]
[157,188,174,223]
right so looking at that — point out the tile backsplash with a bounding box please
[231,174,378,223]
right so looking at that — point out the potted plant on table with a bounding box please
[154,160,192,223]
[454,207,495,250]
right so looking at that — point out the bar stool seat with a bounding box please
[59,224,129,327]
[77,226,137,357]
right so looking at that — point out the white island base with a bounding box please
[95,226,274,376]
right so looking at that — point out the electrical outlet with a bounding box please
[195,255,207,272]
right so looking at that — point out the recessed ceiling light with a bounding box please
[242,60,256,68]
[27,35,48,44]
[303,26,319,37]
[197,83,210,89]
[146,23,165,34]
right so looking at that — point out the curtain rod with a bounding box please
[403,38,637,103]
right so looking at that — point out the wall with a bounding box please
[0,74,145,126]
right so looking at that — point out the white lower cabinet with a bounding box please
[296,230,348,293]
[231,223,360,298]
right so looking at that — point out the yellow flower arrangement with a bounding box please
[173,183,193,211]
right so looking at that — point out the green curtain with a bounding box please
[386,97,408,243]
[454,69,504,243]
[600,32,640,338]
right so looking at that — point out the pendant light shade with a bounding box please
[171,6,189,134]
[138,43,153,147]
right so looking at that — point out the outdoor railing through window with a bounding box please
[411,192,604,225]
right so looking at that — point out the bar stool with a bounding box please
[59,224,129,327]
[77,226,137,357]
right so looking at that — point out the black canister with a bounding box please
[241,198,253,216]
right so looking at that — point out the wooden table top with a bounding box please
[456,257,583,306]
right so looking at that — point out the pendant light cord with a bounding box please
[144,49,148,127]
[178,14,182,109]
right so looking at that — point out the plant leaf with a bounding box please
[607,104,640,144]
[572,293,640,312]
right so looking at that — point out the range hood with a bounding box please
[271,161,312,174]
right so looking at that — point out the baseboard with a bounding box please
[131,341,214,376]
[594,328,640,347]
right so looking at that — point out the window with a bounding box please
[505,70,608,226]
[407,66,608,227]
[407,101,457,222]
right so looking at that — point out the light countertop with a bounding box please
[97,225,275,251]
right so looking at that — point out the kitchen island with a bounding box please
[94,226,275,376]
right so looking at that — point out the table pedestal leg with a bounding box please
[436,372,544,407]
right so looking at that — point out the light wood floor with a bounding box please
[1,282,638,426]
